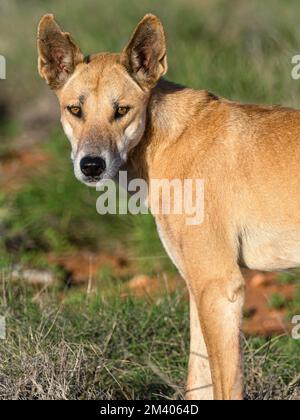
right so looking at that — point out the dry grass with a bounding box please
[0,280,299,400]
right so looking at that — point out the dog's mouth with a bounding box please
[80,176,101,187]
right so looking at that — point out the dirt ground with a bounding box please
[49,250,295,336]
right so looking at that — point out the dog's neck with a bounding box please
[126,78,218,182]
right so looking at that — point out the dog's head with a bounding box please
[37,14,167,186]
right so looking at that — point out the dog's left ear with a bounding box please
[37,14,84,90]
[121,14,168,90]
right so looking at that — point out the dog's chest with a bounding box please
[240,225,300,271]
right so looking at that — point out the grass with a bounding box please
[0,0,300,400]
[0,280,299,400]
[267,285,300,318]
[0,281,188,400]
[268,293,289,310]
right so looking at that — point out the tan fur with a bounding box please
[38,14,300,400]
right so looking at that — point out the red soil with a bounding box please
[48,250,297,337]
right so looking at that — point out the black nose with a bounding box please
[80,156,106,178]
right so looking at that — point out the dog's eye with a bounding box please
[115,106,130,119]
[68,106,82,118]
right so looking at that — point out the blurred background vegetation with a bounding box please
[0,0,299,400]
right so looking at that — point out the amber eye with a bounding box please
[115,106,130,119]
[68,106,82,118]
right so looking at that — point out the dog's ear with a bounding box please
[37,14,84,90]
[121,14,168,90]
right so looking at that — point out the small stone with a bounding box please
[250,273,268,288]
[12,267,55,286]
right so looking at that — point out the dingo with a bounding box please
[38,14,300,400]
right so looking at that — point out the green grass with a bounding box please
[0,281,299,400]
[268,293,289,310]
[275,272,300,318]
[0,281,188,400]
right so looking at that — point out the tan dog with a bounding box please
[37,14,300,400]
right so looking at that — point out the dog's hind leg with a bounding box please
[186,290,213,400]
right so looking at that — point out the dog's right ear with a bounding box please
[37,14,84,90]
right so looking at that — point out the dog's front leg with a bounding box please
[189,270,245,400]
[186,290,213,400]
